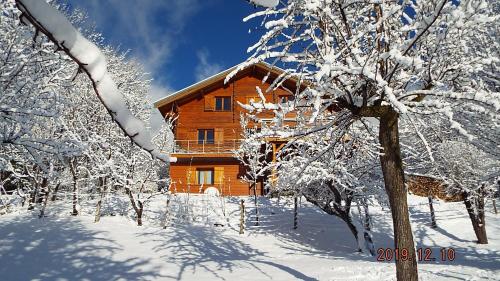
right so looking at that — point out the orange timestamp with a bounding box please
[376,247,456,262]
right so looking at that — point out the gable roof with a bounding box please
[153,62,291,109]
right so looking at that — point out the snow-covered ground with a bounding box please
[0,194,499,281]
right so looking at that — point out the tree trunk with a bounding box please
[463,192,488,244]
[252,181,259,226]
[17,188,27,207]
[428,196,437,228]
[358,198,375,256]
[361,198,372,234]
[239,199,245,234]
[162,198,171,229]
[28,183,39,211]
[94,177,106,223]
[379,110,418,281]
[38,186,50,219]
[94,197,102,223]
[69,160,78,216]
[303,190,361,252]
[126,188,143,226]
[492,199,497,215]
[137,201,143,226]
[341,214,361,252]
[51,183,60,201]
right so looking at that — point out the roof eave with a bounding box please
[153,62,290,109]
[153,64,239,108]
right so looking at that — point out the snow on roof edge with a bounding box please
[153,61,286,109]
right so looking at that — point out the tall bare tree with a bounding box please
[236,1,499,280]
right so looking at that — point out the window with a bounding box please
[197,169,214,185]
[279,95,294,104]
[198,129,214,144]
[215,97,232,111]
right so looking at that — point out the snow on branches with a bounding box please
[236,0,499,136]
[1,0,81,173]
[236,1,499,279]
[15,0,172,163]
[434,141,499,196]
[248,0,279,8]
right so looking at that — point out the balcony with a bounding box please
[172,139,242,155]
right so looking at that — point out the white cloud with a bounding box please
[71,0,201,73]
[67,0,202,134]
[195,49,224,81]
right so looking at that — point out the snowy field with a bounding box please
[0,194,499,281]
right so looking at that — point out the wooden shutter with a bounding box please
[214,167,224,185]
[215,128,224,145]
[204,95,215,111]
[186,168,194,184]
[191,130,198,142]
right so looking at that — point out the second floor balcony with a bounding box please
[172,139,242,155]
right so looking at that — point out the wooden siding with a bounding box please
[159,68,296,196]
[185,78,285,138]
[160,71,296,144]
[169,158,261,196]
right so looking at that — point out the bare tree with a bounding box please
[434,141,499,244]
[235,115,272,226]
[236,1,499,279]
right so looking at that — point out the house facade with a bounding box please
[154,63,297,196]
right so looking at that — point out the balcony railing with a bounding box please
[172,139,242,154]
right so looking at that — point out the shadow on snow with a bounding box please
[138,224,318,281]
[0,215,162,281]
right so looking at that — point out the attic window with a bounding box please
[215,97,231,111]
[279,95,294,104]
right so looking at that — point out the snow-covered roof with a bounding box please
[153,61,289,109]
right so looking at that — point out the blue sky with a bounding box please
[66,0,263,103]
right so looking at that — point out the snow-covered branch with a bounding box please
[15,0,172,163]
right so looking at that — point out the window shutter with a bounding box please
[195,169,199,185]
[215,128,224,144]
[204,96,215,111]
[192,130,199,147]
[186,168,194,184]
[214,167,224,185]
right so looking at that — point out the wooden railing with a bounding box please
[172,139,242,154]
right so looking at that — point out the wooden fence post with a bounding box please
[293,196,298,230]
[428,196,437,228]
[162,198,171,229]
[239,199,245,234]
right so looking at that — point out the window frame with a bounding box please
[197,129,215,144]
[214,96,232,111]
[197,168,214,185]
[278,95,294,104]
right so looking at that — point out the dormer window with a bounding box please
[215,97,232,111]
[279,95,294,104]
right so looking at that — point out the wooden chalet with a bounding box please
[154,62,298,196]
